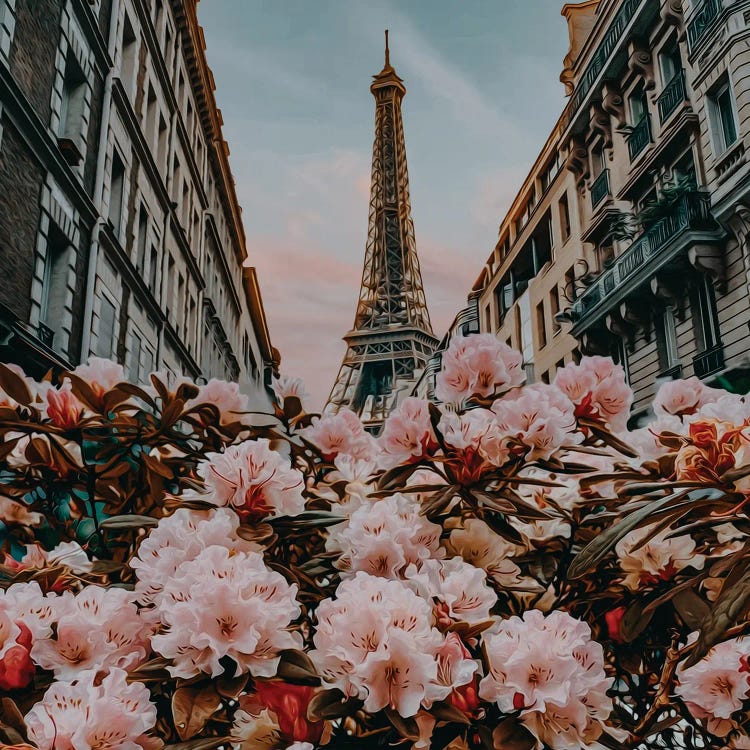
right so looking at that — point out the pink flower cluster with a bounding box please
[378,397,438,467]
[677,636,750,739]
[25,668,159,750]
[327,494,442,578]
[555,356,632,432]
[186,377,249,424]
[131,507,259,608]
[480,610,614,749]
[615,522,705,591]
[194,438,306,521]
[311,573,476,717]
[151,545,301,678]
[435,333,524,404]
[300,409,378,461]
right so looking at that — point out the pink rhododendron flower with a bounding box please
[430,632,479,704]
[327,494,442,578]
[438,409,509,483]
[30,585,150,680]
[492,383,577,461]
[1,582,57,640]
[435,333,524,404]
[71,357,125,398]
[300,409,378,461]
[38,380,82,429]
[11,541,93,575]
[152,545,301,679]
[0,600,34,691]
[654,376,712,417]
[555,356,633,431]
[187,377,249,424]
[616,522,705,590]
[195,438,305,521]
[272,374,309,406]
[379,397,438,467]
[230,701,281,749]
[625,413,684,461]
[311,572,446,716]
[480,610,614,749]
[443,518,523,587]
[25,668,159,750]
[323,453,377,514]
[131,507,259,609]
[405,556,497,624]
[677,637,750,736]
[0,496,42,527]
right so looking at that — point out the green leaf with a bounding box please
[567,489,724,580]
[99,515,159,530]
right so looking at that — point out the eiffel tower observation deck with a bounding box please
[326,31,439,433]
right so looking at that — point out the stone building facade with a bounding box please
[0,0,274,398]
[471,0,750,420]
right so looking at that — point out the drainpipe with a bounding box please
[80,0,121,361]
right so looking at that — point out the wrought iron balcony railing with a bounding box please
[628,113,652,161]
[693,343,725,378]
[687,0,721,52]
[571,191,714,325]
[591,169,611,209]
[658,70,687,124]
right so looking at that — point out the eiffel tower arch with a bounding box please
[326,32,439,433]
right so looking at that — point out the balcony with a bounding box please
[658,71,687,124]
[571,192,720,331]
[591,169,611,209]
[693,344,725,378]
[628,114,652,161]
[687,0,721,52]
[38,322,54,348]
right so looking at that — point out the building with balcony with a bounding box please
[0,0,274,399]
[471,0,750,419]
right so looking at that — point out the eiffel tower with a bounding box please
[326,31,439,433]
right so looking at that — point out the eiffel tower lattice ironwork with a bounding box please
[326,31,439,432]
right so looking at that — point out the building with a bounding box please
[327,34,438,432]
[0,0,274,397]
[471,0,750,420]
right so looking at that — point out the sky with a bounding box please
[198,0,570,409]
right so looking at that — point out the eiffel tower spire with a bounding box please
[326,32,438,432]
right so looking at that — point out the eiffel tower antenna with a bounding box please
[325,36,438,433]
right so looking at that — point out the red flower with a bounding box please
[605,606,627,644]
[448,677,481,718]
[0,622,34,691]
[254,681,324,744]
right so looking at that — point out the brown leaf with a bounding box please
[215,673,249,700]
[672,589,711,630]
[275,648,320,685]
[492,717,536,750]
[384,707,420,740]
[430,701,471,725]
[99,514,159,530]
[620,599,653,643]
[307,688,363,720]
[0,698,27,740]
[171,683,222,740]
[0,363,31,406]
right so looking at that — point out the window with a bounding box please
[145,83,157,146]
[540,370,550,384]
[97,294,117,359]
[40,225,70,351]
[629,85,647,123]
[536,301,547,349]
[157,114,168,171]
[564,266,577,301]
[614,340,630,384]
[484,305,491,332]
[136,204,147,276]
[711,80,738,153]
[690,276,720,353]
[559,192,570,242]
[659,41,681,85]
[108,150,125,236]
[149,246,159,294]
[129,332,142,382]
[550,285,561,334]
[121,13,137,97]
[655,306,680,372]
[59,51,86,141]
[591,145,605,177]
